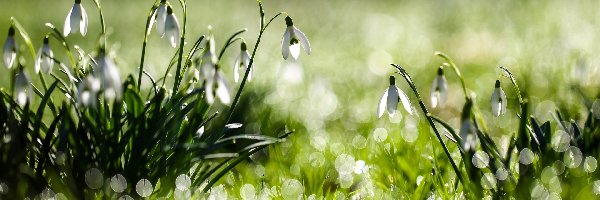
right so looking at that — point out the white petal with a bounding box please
[216,72,231,105]
[377,88,389,118]
[397,86,413,115]
[243,51,252,81]
[208,37,217,63]
[15,71,31,106]
[500,88,507,115]
[281,27,292,60]
[293,27,311,55]
[165,14,180,48]
[459,120,471,150]
[248,65,254,82]
[430,91,438,109]
[147,8,157,35]
[41,46,54,73]
[289,43,300,60]
[205,75,215,104]
[63,6,73,36]
[156,4,167,37]
[387,85,399,116]
[233,53,241,82]
[4,37,16,69]
[69,4,81,35]
[491,88,501,117]
[79,5,88,36]
[35,48,43,74]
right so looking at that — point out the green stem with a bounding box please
[499,66,524,105]
[217,29,247,61]
[435,51,468,100]
[391,63,465,187]
[137,0,160,91]
[172,0,187,95]
[91,0,106,43]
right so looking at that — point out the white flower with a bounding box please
[430,67,447,108]
[93,50,121,101]
[35,37,54,74]
[377,75,412,118]
[459,119,476,151]
[14,67,32,107]
[491,80,507,117]
[63,0,88,37]
[205,65,231,105]
[152,0,168,37]
[164,5,180,48]
[199,34,217,82]
[76,75,101,107]
[182,67,200,93]
[3,27,16,69]
[234,42,251,82]
[281,16,311,60]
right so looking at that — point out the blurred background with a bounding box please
[2,0,600,198]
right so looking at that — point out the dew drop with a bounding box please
[496,168,509,181]
[531,181,548,199]
[0,182,7,194]
[472,151,490,169]
[110,174,127,193]
[54,193,68,200]
[373,128,388,143]
[416,176,424,186]
[354,160,367,174]
[551,130,570,152]
[584,156,597,173]
[519,148,535,165]
[352,135,367,149]
[85,168,104,189]
[118,195,134,200]
[175,187,192,200]
[592,99,600,119]
[255,164,265,177]
[553,160,565,175]
[309,152,326,167]
[547,176,562,194]
[339,173,354,189]
[225,123,243,129]
[541,166,557,184]
[175,174,191,191]
[564,146,583,168]
[593,180,600,195]
[136,179,153,197]
[481,172,497,190]
[240,184,256,200]
[281,179,303,200]
[39,188,55,200]
[335,154,355,175]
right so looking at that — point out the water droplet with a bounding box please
[531,181,548,199]
[551,130,570,152]
[373,128,388,143]
[255,164,265,177]
[496,168,509,181]
[240,184,256,200]
[110,174,127,193]
[225,123,243,129]
[553,160,565,175]
[416,176,424,185]
[519,148,535,165]
[309,152,326,167]
[335,154,355,175]
[54,193,68,200]
[136,179,153,197]
[175,187,192,200]
[118,195,134,200]
[593,180,600,195]
[592,99,600,119]
[281,179,303,199]
[339,173,354,189]
[0,182,7,194]
[176,174,191,191]
[564,146,583,168]
[402,117,419,143]
[585,156,598,173]
[352,135,367,149]
[541,166,557,184]
[472,151,490,169]
[330,142,346,155]
[547,176,562,194]
[85,168,104,189]
[39,188,55,200]
[354,160,367,174]
[481,172,496,190]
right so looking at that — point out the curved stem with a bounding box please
[435,51,468,100]
[217,29,247,61]
[91,0,106,44]
[137,0,160,91]
[172,0,187,95]
[45,23,77,72]
[391,63,465,187]
[498,66,524,105]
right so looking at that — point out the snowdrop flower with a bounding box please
[14,66,32,107]
[459,100,476,151]
[205,65,231,105]
[3,26,16,69]
[35,36,54,74]
[76,75,101,107]
[377,75,412,118]
[151,0,168,37]
[93,49,121,101]
[164,5,180,48]
[199,33,217,82]
[281,16,310,60]
[430,67,447,108]
[491,80,507,117]
[234,41,251,82]
[63,0,88,37]
[182,67,200,93]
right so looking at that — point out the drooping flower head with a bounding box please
[76,75,101,107]
[3,26,16,69]
[377,75,413,118]
[63,0,88,37]
[35,36,54,74]
[430,67,447,108]
[151,0,168,37]
[93,48,121,101]
[205,64,231,105]
[234,41,251,82]
[281,16,311,60]
[459,99,476,152]
[491,80,507,117]
[199,30,217,83]
[164,5,180,48]
[14,66,32,107]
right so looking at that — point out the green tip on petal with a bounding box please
[167,6,173,14]
[241,42,247,51]
[160,0,167,3]
[437,67,444,75]
[75,0,81,4]
[43,36,49,44]
[285,16,293,26]
[389,75,395,85]
[8,26,15,36]
[495,80,500,88]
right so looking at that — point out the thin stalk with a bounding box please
[91,0,106,39]
[137,0,161,91]
[172,0,187,95]
[499,66,524,105]
[435,51,468,100]
[391,63,465,186]
[217,29,247,61]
